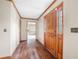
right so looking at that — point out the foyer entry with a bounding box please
[26,21,36,41]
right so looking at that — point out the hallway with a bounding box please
[12,39,56,59]
[0,0,78,59]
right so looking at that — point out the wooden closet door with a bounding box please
[44,2,63,59]
[44,10,57,57]
[56,3,63,59]
[49,11,57,57]
[44,13,51,49]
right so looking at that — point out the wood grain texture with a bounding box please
[44,9,57,58]
[44,2,63,59]
[11,39,56,59]
[0,56,11,59]
[38,0,56,20]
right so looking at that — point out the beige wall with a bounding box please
[37,0,78,59]
[37,18,44,45]
[21,19,27,40]
[0,0,20,57]
[0,0,10,57]
[63,0,78,59]
[10,2,20,55]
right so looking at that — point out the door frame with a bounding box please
[26,20,37,40]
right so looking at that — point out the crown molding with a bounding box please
[7,0,56,20]
[38,0,56,20]
[10,0,21,18]
[21,17,38,20]
[6,0,12,1]
[10,0,38,20]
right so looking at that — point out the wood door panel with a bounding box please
[44,2,63,59]
[50,36,56,56]
[58,35,63,54]
[58,53,62,59]
[44,9,57,58]
[45,33,49,48]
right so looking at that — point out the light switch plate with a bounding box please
[4,29,7,32]
[71,28,78,33]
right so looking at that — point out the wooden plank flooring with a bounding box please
[0,56,11,59]
[11,39,56,59]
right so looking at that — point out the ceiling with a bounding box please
[14,0,54,19]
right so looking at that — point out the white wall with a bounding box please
[21,19,27,40]
[37,0,78,59]
[10,2,20,55]
[0,0,10,57]
[0,0,20,57]
[37,18,44,45]
[63,0,78,59]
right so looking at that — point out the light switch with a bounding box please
[71,28,78,33]
[4,29,7,32]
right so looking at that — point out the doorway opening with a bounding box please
[26,21,36,43]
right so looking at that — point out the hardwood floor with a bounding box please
[0,56,11,59]
[11,39,56,59]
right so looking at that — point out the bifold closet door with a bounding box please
[44,10,57,57]
[56,3,63,59]
[44,2,63,59]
